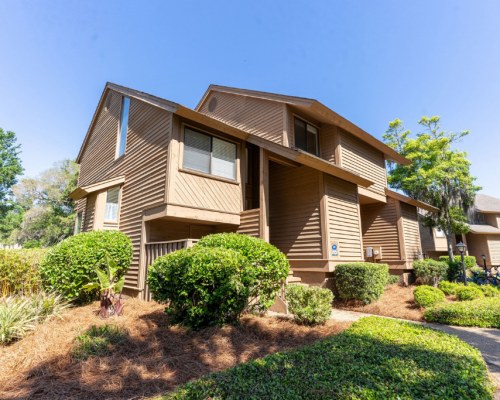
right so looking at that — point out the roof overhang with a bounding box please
[385,188,438,213]
[70,176,125,200]
[468,224,500,235]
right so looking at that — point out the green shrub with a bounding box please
[285,285,333,325]
[412,259,448,285]
[334,262,389,304]
[0,292,69,345]
[424,297,500,328]
[456,286,484,301]
[148,246,253,329]
[40,231,132,302]
[72,324,127,360]
[413,285,446,308]
[163,317,494,400]
[477,285,500,298]
[438,280,462,295]
[196,233,289,312]
[439,255,476,281]
[387,274,400,285]
[0,249,47,296]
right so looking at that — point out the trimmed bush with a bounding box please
[148,246,253,329]
[477,285,500,298]
[456,286,484,301]
[387,274,400,285]
[439,255,477,281]
[438,280,462,295]
[196,233,289,312]
[163,317,494,400]
[413,259,448,286]
[40,231,132,302]
[334,262,389,304]
[0,249,47,296]
[424,297,500,328]
[413,285,445,308]
[285,285,333,325]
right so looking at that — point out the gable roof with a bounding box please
[475,194,500,213]
[385,188,438,213]
[196,85,410,166]
[75,82,373,188]
[468,224,500,235]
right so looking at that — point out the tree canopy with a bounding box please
[383,116,480,258]
[0,128,23,218]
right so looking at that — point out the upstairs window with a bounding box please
[183,127,237,180]
[104,187,120,222]
[294,117,319,156]
[117,96,130,157]
[434,228,445,238]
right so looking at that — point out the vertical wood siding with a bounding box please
[269,163,323,259]
[199,92,285,144]
[339,130,387,196]
[326,175,363,260]
[488,236,500,265]
[237,209,260,237]
[361,198,401,261]
[77,91,171,288]
[401,203,422,260]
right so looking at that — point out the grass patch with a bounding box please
[72,324,127,360]
[424,297,500,328]
[162,317,494,400]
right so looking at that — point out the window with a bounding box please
[104,187,120,222]
[117,96,130,157]
[294,117,319,155]
[434,228,445,238]
[183,127,237,180]
[75,212,83,234]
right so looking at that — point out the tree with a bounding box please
[383,116,480,259]
[8,160,79,247]
[0,128,23,219]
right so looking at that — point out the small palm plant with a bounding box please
[83,254,126,319]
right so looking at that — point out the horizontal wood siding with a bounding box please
[237,209,260,237]
[326,176,363,260]
[172,171,241,214]
[401,203,421,260]
[269,163,323,259]
[319,124,337,163]
[83,194,96,231]
[75,197,87,231]
[361,198,401,261]
[466,234,490,265]
[77,91,171,288]
[340,130,387,195]
[199,92,285,144]
[488,236,500,265]
[148,219,217,242]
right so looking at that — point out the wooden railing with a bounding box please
[143,239,198,300]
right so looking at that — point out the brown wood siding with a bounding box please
[466,234,490,265]
[75,198,87,231]
[488,236,500,265]
[199,92,285,144]
[148,219,216,242]
[172,171,241,214]
[83,194,96,231]
[339,130,387,195]
[401,203,422,260]
[319,124,336,163]
[326,175,363,260]
[237,209,260,237]
[269,163,323,259]
[77,91,171,288]
[485,214,500,228]
[361,198,401,261]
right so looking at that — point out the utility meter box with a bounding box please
[365,246,382,260]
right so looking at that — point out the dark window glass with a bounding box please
[294,118,307,151]
[294,117,318,155]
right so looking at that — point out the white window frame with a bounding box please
[116,96,130,159]
[103,187,121,224]
[434,227,445,238]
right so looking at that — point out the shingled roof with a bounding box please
[475,194,500,213]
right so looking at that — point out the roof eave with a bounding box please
[385,188,438,212]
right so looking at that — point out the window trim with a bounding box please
[179,124,239,183]
[293,114,320,156]
[75,211,83,234]
[103,186,122,224]
[434,227,445,238]
[115,96,130,159]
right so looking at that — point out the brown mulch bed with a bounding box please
[334,284,425,321]
[0,299,350,400]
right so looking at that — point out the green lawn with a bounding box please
[161,317,494,400]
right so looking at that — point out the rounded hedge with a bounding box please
[412,259,448,286]
[437,280,461,295]
[413,285,445,308]
[456,286,484,301]
[148,246,252,329]
[40,231,132,302]
[196,233,289,312]
[285,285,333,326]
[334,262,390,304]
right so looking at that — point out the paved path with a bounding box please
[330,309,500,396]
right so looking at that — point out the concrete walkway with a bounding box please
[330,309,500,395]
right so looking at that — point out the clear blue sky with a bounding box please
[1,0,499,197]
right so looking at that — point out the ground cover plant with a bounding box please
[0,299,350,399]
[456,285,484,301]
[334,262,390,304]
[424,297,500,328]
[40,230,132,302]
[285,284,333,325]
[163,316,494,400]
[0,248,47,296]
[72,324,127,360]
[413,285,445,308]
